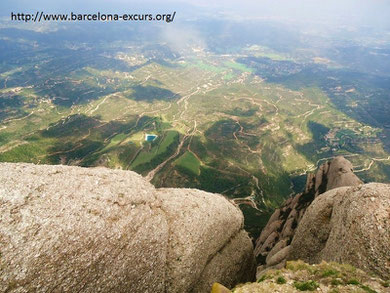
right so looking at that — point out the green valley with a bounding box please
[1,19,390,238]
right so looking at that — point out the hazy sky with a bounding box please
[1,0,390,29]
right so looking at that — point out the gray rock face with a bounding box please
[310,156,362,197]
[254,156,362,274]
[289,183,390,280]
[0,163,255,293]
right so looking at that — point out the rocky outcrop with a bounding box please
[289,183,390,280]
[304,155,363,196]
[254,156,362,275]
[0,163,255,293]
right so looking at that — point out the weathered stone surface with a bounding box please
[324,156,363,192]
[289,183,390,280]
[255,220,283,251]
[313,156,362,197]
[157,188,255,292]
[258,231,278,255]
[267,209,281,226]
[254,156,363,274]
[192,230,255,293]
[280,217,295,239]
[0,163,255,293]
[266,246,291,267]
[265,239,288,264]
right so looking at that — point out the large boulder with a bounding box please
[254,156,362,274]
[289,183,390,280]
[0,163,255,292]
[310,155,362,196]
